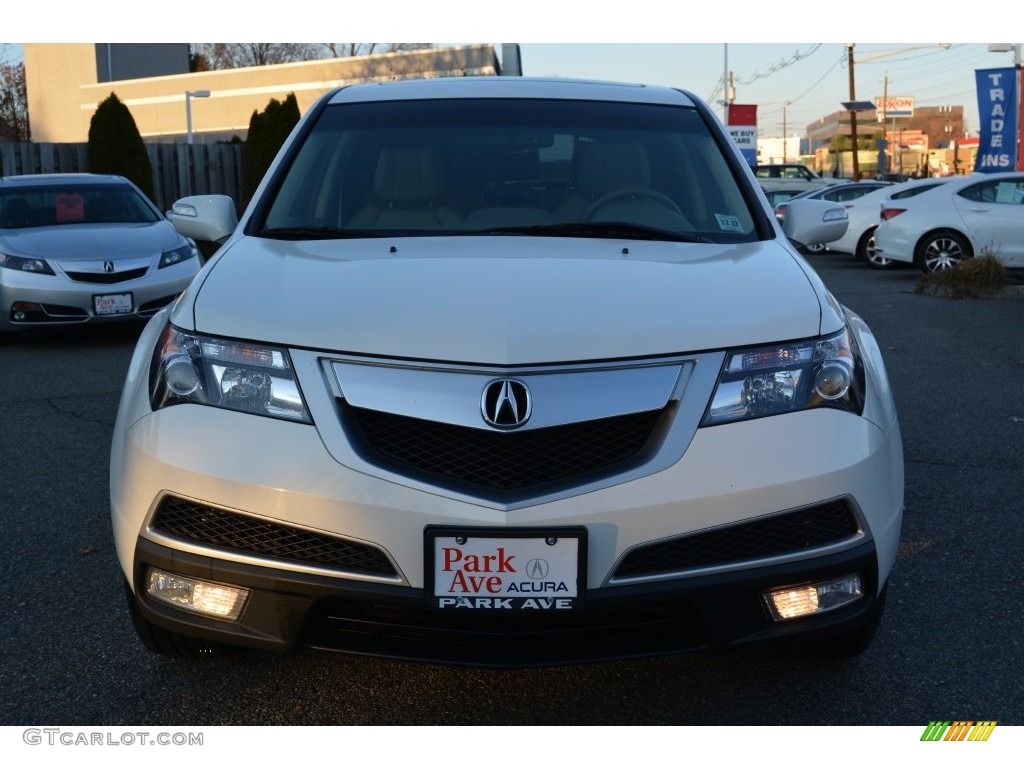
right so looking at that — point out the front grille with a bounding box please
[614,501,861,579]
[65,267,147,284]
[150,496,397,577]
[345,404,665,497]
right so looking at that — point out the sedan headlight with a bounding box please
[0,252,55,275]
[702,327,865,426]
[150,323,311,423]
[158,241,199,269]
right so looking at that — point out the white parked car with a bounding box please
[772,181,891,253]
[826,178,952,269]
[0,174,201,333]
[110,77,903,667]
[873,172,1024,272]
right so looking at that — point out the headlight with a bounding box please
[158,241,199,269]
[150,323,311,423]
[0,252,55,275]
[702,327,865,426]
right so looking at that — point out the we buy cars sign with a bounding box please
[875,96,914,118]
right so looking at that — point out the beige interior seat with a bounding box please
[554,142,653,222]
[348,148,462,229]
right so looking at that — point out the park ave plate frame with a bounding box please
[94,292,134,316]
[425,526,587,611]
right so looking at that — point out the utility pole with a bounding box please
[847,43,860,180]
[881,75,889,176]
[783,101,790,162]
[722,44,729,123]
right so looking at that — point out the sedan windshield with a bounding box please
[260,98,759,243]
[0,184,160,229]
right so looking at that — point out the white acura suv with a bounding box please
[110,78,904,666]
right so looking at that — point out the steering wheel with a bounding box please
[583,188,683,221]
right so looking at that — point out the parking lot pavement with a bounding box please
[0,255,1021,727]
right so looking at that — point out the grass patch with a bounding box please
[914,254,1007,299]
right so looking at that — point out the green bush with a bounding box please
[914,253,1007,299]
[87,93,154,201]
[244,93,300,204]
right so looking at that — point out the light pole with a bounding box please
[185,90,211,146]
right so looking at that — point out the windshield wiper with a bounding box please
[466,222,714,243]
[259,226,384,240]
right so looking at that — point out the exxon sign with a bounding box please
[875,96,914,118]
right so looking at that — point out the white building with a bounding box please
[757,135,803,164]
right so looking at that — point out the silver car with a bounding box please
[0,174,201,333]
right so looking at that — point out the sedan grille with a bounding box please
[65,267,148,284]
[150,496,397,577]
[344,404,665,498]
[613,501,861,579]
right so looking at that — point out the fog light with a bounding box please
[146,569,249,621]
[12,301,41,322]
[765,574,863,621]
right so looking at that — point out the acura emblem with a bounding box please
[481,379,531,429]
[103,261,115,273]
[525,558,549,579]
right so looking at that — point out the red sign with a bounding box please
[728,104,758,125]
[55,193,84,222]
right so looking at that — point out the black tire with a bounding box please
[857,227,892,269]
[914,230,972,273]
[798,586,888,660]
[804,242,827,254]
[123,578,231,659]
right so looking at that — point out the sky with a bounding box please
[4,2,1018,139]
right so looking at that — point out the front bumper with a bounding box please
[112,402,902,666]
[0,260,198,331]
[130,535,881,667]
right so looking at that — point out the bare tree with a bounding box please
[191,43,435,70]
[191,44,324,70]
[0,61,29,142]
[323,43,432,58]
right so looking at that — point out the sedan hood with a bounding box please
[181,237,830,365]
[0,222,180,261]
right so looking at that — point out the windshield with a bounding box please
[0,184,160,229]
[260,98,759,243]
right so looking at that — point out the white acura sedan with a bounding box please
[824,178,951,268]
[873,172,1024,272]
[110,77,903,666]
[0,174,201,333]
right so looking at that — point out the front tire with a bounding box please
[915,230,972,273]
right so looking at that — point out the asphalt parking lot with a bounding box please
[1,251,1021,726]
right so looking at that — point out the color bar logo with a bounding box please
[920,721,997,741]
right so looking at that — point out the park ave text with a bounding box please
[438,546,573,610]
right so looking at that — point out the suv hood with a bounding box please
[179,236,832,365]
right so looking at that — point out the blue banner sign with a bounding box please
[975,68,1018,172]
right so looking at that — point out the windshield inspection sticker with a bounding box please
[715,213,743,232]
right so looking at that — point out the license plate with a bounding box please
[426,527,586,611]
[94,293,133,316]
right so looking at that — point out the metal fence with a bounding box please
[0,141,246,212]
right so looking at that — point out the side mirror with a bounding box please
[169,195,238,243]
[782,199,848,250]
